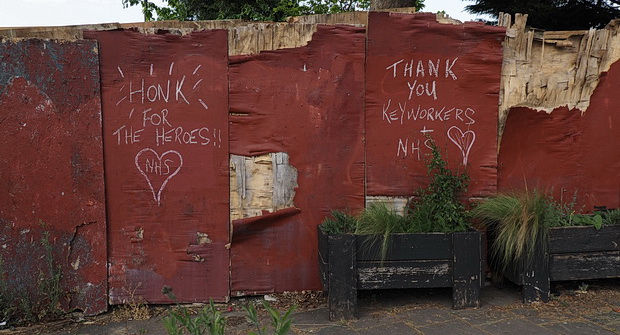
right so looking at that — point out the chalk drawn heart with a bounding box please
[135,148,183,206]
[447,126,476,166]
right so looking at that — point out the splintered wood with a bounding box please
[228,22,318,55]
[230,153,298,221]
[0,20,318,56]
[499,13,620,138]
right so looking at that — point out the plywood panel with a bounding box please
[0,39,107,315]
[229,25,366,294]
[85,29,230,303]
[365,12,505,197]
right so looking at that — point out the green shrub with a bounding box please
[319,210,357,235]
[601,209,620,225]
[405,139,469,233]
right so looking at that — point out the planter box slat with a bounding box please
[550,251,620,281]
[549,225,620,254]
[357,260,452,289]
[355,234,452,261]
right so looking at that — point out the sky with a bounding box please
[0,0,488,28]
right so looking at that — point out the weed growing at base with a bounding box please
[161,286,296,335]
[0,222,64,327]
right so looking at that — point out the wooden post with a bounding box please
[328,234,357,320]
[452,231,482,308]
[521,231,550,302]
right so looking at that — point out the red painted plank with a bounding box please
[0,39,107,315]
[499,62,620,210]
[85,30,230,303]
[229,25,366,294]
[365,12,505,197]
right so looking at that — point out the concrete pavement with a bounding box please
[6,279,619,334]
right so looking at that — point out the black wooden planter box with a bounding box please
[318,228,483,320]
[496,225,620,303]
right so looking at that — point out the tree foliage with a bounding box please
[465,0,620,30]
[122,0,377,22]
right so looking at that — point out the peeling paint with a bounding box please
[271,152,298,209]
[71,256,81,270]
[196,232,212,244]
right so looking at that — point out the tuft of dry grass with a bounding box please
[112,283,151,321]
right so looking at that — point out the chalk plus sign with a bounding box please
[420,126,434,134]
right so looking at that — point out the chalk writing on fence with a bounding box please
[447,126,475,166]
[114,62,222,206]
[380,57,476,166]
[135,148,183,206]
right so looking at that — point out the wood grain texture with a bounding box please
[549,225,620,254]
[550,251,620,281]
[355,233,452,261]
[357,260,452,289]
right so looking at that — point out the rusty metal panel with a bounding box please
[0,39,107,315]
[498,62,620,210]
[229,25,366,294]
[84,30,229,303]
[365,12,505,197]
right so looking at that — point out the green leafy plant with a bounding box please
[601,209,620,225]
[319,210,357,235]
[0,256,13,327]
[565,213,604,230]
[472,190,558,271]
[162,287,226,335]
[243,301,296,335]
[162,288,296,335]
[37,228,63,321]
[577,282,589,293]
[406,139,469,233]
[0,222,65,326]
[552,191,605,229]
